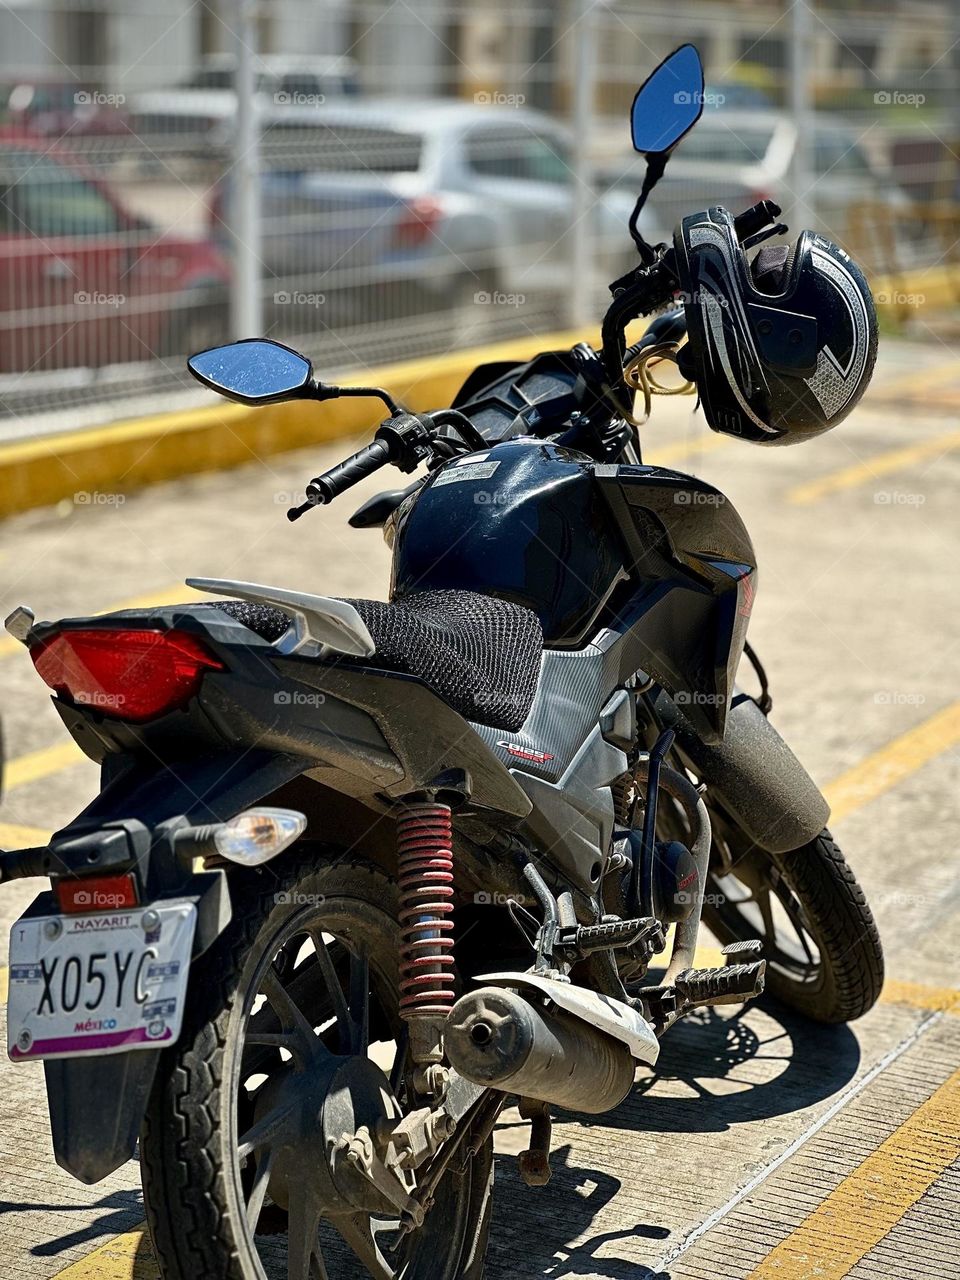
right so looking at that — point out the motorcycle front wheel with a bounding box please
[140,854,493,1280]
[702,816,885,1023]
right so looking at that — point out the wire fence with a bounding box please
[0,0,957,424]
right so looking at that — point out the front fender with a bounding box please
[648,688,829,853]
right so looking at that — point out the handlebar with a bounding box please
[287,409,436,521]
[307,438,393,506]
[287,439,393,520]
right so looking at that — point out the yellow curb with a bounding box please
[0,328,596,520]
[872,262,960,314]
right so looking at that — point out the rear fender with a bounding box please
[45,1049,160,1184]
[24,750,299,1185]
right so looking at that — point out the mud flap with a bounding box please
[45,1049,161,1183]
[649,688,829,854]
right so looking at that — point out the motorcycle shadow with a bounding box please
[486,998,861,1279]
[616,995,861,1134]
[0,1187,145,1259]
[488,1142,671,1280]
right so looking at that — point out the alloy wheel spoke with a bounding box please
[333,1213,396,1280]
[755,885,777,947]
[238,1100,296,1162]
[776,886,818,967]
[348,950,370,1054]
[310,931,355,1053]
[246,1147,275,1234]
[286,1185,327,1280]
[390,1025,409,1099]
[261,968,324,1064]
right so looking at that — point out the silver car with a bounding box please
[246,98,658,337]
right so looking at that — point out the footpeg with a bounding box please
[557,915,665,959]
[674,959,766,1007]
[721,939,764,961]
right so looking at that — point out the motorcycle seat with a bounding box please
[216,588,543,732]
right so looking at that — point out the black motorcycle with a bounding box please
[1,45,882,1280]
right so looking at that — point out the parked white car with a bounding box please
[601,110,908,250]
[129,54,359,148]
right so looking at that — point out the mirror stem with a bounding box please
[630,153,669,260]
[317,383,402,416]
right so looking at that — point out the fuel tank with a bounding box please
[391,442,625,646]
[390,441,758,738]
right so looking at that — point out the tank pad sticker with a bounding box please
[433,460,501,485]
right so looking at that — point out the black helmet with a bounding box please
[673,206,878,445]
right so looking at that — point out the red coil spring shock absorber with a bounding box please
[397,801,455,1022]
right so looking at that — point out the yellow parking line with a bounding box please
[787,426,960,505]
[5,739,88,791]
[870,355,960,399]
[0,820,53,847]
[746,1065,960,1279]
[824,700,960,824]
[50,1226,154,1278]
[646,433,727,466]
[0,583,202,660]
[881,980,960,1014]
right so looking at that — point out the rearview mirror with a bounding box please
[188,339,314,406]
[631,44,704,155]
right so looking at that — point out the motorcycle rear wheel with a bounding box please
[140,854,493,1280]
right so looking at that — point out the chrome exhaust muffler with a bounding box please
[443,972,659,1114]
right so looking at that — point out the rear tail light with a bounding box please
[56,872,140,915]
[392,195,443,248]
[32,627,224,722]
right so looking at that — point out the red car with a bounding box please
[0,131,230,374]
[1,80,133,140]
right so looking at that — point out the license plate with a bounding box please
[6,901,197,1063]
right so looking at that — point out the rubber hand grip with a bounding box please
[306,438,392,505]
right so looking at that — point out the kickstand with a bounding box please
[518,1098,552,1186]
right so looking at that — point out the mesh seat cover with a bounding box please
[215,589,543,732]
